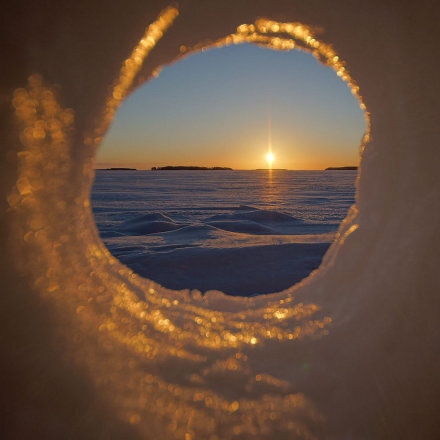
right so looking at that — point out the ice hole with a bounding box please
[10,4,438,438]
[92,42,367,296]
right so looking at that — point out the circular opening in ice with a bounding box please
[8,13,377,438]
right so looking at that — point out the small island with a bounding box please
[325,166,358,171]
[151,166,232,171]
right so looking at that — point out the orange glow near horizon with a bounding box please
[96,14,369,171]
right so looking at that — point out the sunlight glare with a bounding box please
[266,151,274,168]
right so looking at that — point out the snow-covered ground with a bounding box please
[92,170,356,295]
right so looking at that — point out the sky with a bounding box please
[96,43,367,170]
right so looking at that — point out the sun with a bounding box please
[266,151,274,167]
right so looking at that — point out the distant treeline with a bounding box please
[151,166,233,170]
[325,166,358,170]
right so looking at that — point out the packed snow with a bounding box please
[92,170,356,295]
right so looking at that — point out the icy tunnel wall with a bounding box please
[1,1,440,439]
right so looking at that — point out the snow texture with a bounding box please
[92,170,354,295]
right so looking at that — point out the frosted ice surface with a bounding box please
[91,170,356,295]
[4,4,440,440]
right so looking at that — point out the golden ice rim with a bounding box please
[6,6,369,436]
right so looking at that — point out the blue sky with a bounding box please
[96,43,367,170]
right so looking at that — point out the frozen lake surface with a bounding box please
[91,170,357,295]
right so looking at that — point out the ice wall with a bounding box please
[1,1,439,439]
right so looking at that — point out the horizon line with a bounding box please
[95,167,358,171]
